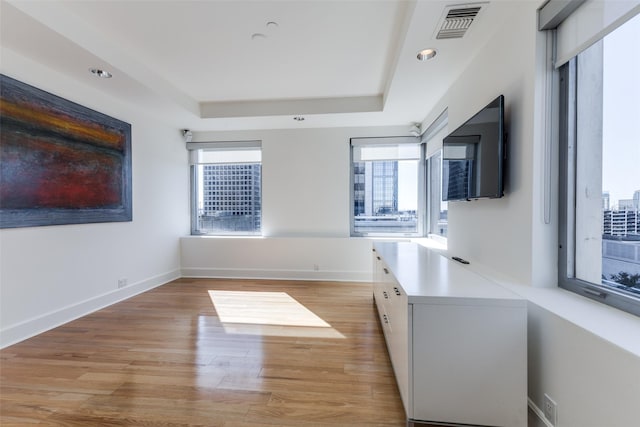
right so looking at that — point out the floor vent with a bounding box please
[436,5,482,39]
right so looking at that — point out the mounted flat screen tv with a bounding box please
[442,95,505,201]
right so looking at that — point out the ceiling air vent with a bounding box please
[435,5,483,39]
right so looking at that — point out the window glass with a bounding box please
[423,113,448,239]
[428,151,448,238]
[600,14,640,297]
[559,13,640,314]
[191,147,261,235]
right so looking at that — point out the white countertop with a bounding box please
[374,241,525,307]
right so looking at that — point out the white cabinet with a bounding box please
[372,242,527,427]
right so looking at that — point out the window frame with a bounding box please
[557,56,640,317]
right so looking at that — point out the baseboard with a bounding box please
[0,269,181,349]
[528,398,554,427]
[181,267,371,282]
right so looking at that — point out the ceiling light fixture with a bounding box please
[251,33,267,40]
[416,48,437,61]
[293,116,305,122]
[89,68,112,78]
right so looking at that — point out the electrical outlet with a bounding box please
[117,278,128,289]
[313,264,319,271]
[544,393,557,426]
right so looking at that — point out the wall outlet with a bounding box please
[313,264,319,271]
[544,393,557,426]
[117,278,128,289]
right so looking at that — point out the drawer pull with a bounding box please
[377,256,381,260]
[383,314,389,324]
[383,268,389,274]
[383,291,389,299]
[394,287,401,296]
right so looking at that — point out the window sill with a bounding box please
[185,234,264,239]
[458,260,640,358]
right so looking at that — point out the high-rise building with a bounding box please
[353,161,398,216]
[603,209,639,237]
[201,164,261,232]
[633,190,640,210]
[602,191,610,210]
[618,199,635,210]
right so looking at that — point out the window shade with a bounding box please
[186,140,261,150]
[351,137,420,162]
[187,140,261,165]
[555,1,640,67]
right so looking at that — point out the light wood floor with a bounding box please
[0,279,407,426]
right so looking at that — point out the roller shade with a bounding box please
[187,140,261,165]
[351,137,420,162]
[554,0,640,67]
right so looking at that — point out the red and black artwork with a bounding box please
[0,74,132,228]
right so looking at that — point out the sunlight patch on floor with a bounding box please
[208,290,345,338]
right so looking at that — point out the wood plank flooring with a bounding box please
[0,279,406,426]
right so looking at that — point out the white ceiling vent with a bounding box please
[435,4,484,39]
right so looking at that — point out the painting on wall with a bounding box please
[0,74,132,228]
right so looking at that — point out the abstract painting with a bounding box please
[0,74,132,228]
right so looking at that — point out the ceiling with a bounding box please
[0,0,522,131]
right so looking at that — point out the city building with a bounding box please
[604,209,639,238]
[618,199,635,210]
[353,161,398,217]
[602,191,610,210]
[200,164,261,232]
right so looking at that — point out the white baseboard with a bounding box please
[528,398,554,427]
[181,267,371,283]
[0,269,181,349]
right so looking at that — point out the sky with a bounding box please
[602,13,640,207]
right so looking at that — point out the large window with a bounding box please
[350,137,423,236]
[189,141,262,235]
[558,13,640,316]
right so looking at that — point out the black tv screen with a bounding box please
[442,95,505,201]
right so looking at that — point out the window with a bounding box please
[423,110,449,239]
[427,152,448,238]
[189,141,261,235]
[558,13,640,316]
[350,137,423,236]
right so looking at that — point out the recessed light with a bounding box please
[89,68,112,78]
[266,21,279,29]
[416,48,437,61]
[251,33,267,40]
[293,116,305,122]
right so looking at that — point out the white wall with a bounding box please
[182,125,409,281]
[181,237,374,281]
[527,301,640,427]
[0,49,189,347]
[442,1,544,288]
[422,2,640,426]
